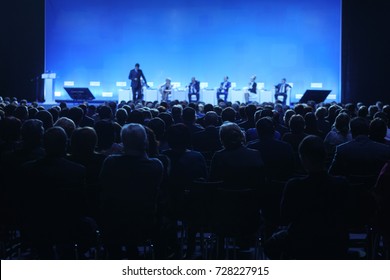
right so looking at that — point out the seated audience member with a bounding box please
[162,123,207,197]
[54,117,76,140]
[221,107,236,123]
[282,114,308,152]
[13,105,29,122]
[35,110,54,131]
[247,117,294,180]
[21,127,87,259]
[182,107,204,135]
[171,105,183,124]
[94,120,123,156]
[147,117,169,152]
[99,124,164,259]
[304,112,325,138]
[0,116,22,154]
[324,113,352,160]
[0,119,45,228]
[192,111,223,160]
[315,107,331,135]
[78,104,95,127]
[238,104,257,131]
[68,127,107,221]
[67,106,84,128]
[115,108,128,127]
[329,117,390,179]
[210,122,265,189]
[369,117,389,145]
[265,136,349,259]
[373,160,390,244]
[157,112,174,129]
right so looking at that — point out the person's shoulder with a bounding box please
[247,140,260,149]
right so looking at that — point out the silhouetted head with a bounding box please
[158,112,174,128]
[289,114,305,134]
[98,105,113,120]
[121,123,147,155]
[256,117,275,139]
[68,106,84,127]
[166,123,191,150]
[299,135,326,172]
[357,105,368,118]
[35,110,54,131]
[334,113,350,134]
[221,107,236,122]
[54,117,76,139]
[172,105,183,119]
[115,108,128,126]
[21,119,44,149]
[127,109,144,124]
[350,117,369,138]
[219,122,244,149]
[144,126,159,156]
[204,111,219,127]
[44,126,67,157]
[147,117,166,141]
[94,120,115,150]
[71,127,97,156]
[182,107,196,124]
[14,106,29,122]
[369,118,387,143]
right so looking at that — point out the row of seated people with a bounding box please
[0,98,390,259]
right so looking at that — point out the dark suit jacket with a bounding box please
[275,83,291,94]
[192,126,223,155]
[188,80,200,94]
[329,135,390,177]
[22,157,87,232]
[218,81,231,93]
[247,137,294,180]
[249,82,257,93]
[99,154,163,227]
[128,69,147,87]
[281,172,349,259]
[209,145,265,189]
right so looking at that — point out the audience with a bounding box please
[265,136,349,259]
[329,117,390,179]
[99,124,164,259]
[1,97,390,260]
[209,122,265,189]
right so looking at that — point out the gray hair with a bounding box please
[121,123,147,153]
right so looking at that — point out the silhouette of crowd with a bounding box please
[1,96,390,260]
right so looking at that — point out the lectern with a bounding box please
[42,72,56,104]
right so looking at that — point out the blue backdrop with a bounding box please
[45,0,341,102]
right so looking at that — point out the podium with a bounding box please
[42,72,56,104]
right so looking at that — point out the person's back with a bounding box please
[162,124,207,203]
[99,124,163,258]
[329,117,390,177]
[192,111,222,158]
[210,122,265,189]
[265,136,349,259]
[281,171,349,259]
[247,117,294,180]
[21,127,86,257]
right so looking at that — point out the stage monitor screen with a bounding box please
[45,0,341,103]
